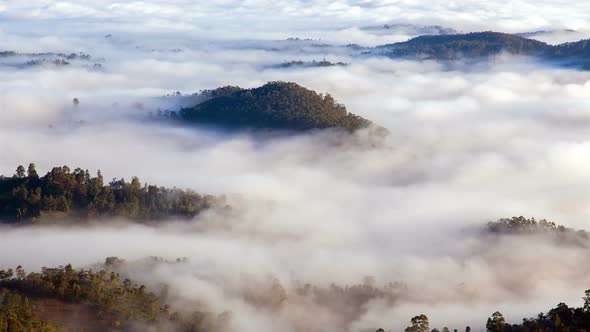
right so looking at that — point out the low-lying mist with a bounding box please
[3,4,590,330]
[0,216,588,332]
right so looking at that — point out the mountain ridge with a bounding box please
[371,31,590,67]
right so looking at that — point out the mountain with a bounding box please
[0,259,230,331]
[167,81,375,132]
[370,31,590,68]
[545,39,590,67]
[373,32,551,60]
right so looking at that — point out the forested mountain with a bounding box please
[3,258,590,332]
[0,259,230,331]
[372,31,590,67]
[0,164,217,223]
[545,39,590,67]
[163,82,375,132]
[374,32,551,60]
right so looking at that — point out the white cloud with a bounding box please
[2,1,590,331]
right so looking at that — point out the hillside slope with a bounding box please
[373,31,590,67]
[374,32,551,60]
[168,82,374,132]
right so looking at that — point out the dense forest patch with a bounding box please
[0,164,218,223]
[0,259,230,331]
[163,82,377,132]
[373,31,590,68]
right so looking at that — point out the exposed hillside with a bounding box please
[0,164,217,223]
[166,82,374,132]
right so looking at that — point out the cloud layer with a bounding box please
[2,1,590,331]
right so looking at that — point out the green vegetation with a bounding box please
[165,81,374,132]
[384,289,590,332]
[0,263,162,330]
[0,260,229,331]
[486,216,589,247]
[487,216,571,234]
[405,314,430,332]
[0,289,59,332]
[0,164,216,223]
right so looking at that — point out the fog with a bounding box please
[2,1,590,331]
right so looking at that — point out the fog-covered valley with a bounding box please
[3,1,590,332]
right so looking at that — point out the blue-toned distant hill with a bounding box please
[0,50,104,70]
[373,32,550,60]
[270,60,348,69]
[371,31,590,68]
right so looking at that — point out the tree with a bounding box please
[0,269,13,280]
[27,163,38,178]
[14,165,25,178]
[583,289,590,311]
[406,314,429,332]
[486,311,505,332]
[0,163,215,222]
[171,81,375,132]
[15,266,25,280]
[270,278,288,306]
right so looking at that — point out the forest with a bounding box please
[0,259,230,332]
[375,32,550,60]
[398,294,590,332]
[373,31,590,67]
[2,258,590,332]
[163,82,375,132]
[0,164,217,223]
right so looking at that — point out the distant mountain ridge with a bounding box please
[372,31,590,67]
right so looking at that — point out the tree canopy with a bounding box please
[374,31,590,68]
[485,216,590,247]
[165,81,375,132]
[376,32,551,60]
[0,164,217,223]
[0,260,230,331]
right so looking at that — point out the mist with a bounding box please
[2,1,590,331]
